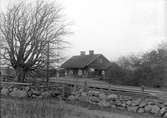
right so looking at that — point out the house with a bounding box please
[61,50,111,78]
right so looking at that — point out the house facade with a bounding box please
[61,50,111,78]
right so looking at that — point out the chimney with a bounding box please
[80,51,86,56]
[89,50,94,55]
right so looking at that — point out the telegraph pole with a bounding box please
[0,42,2,76]
[0,48,1,76]
[46,41,49,82]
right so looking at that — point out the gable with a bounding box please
[89,55,111,69]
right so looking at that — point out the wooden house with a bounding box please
[61,50,111,78]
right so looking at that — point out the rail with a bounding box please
[1,81,32,86]
[1,78,167,99]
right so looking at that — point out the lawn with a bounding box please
[1,97,159,118]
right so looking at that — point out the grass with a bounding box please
[1,97,98,118]
[0,96,161,118]
[1,97,65,118]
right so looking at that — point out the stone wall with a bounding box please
[0,83,68,98]
[68,89,167,117]
[1,83,167,117]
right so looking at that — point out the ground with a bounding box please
[1,97,158,118]
[50,77,167,99]
[1,77,167,118]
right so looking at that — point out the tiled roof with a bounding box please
[61,54,101,69]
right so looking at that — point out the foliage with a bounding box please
[107,42,167,88]
[0,1,69,82]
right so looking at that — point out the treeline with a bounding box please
[106,42,167,88]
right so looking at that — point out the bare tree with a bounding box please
[0,1,69,82]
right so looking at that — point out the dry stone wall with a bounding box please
[1,83,167,117]
[68,89,167,117]
[0,84,65,98]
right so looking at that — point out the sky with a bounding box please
[0,0,166,60]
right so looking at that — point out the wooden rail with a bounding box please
[1,78,167,99]
[50,78,167,99]
[1,82,32,86]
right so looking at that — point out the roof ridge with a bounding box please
[74,54,101,56]
[61,54,104,69]
[86,54,101,66]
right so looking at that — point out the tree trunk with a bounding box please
[15,67,25,82]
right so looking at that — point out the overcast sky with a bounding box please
[0,0,166,60]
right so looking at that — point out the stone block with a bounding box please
[10,89,27,98]
[1,88,9,95]
[137,108,145,113]
[150,105,160,114]
[127,106,139,112]
[107,94,118,100]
